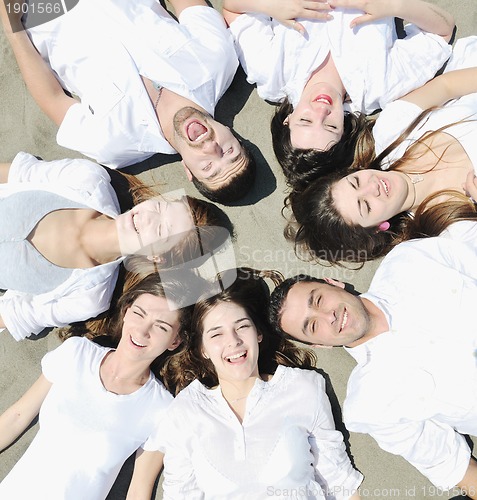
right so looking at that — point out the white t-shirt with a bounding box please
[27,0,238,168]
[0,337,173,500]
[0,152,124,340]
[344,221,477,489]
[229,9,451,112]
[157,365,363,499]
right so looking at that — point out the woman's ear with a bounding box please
[258,334,263,343]
[283,115,290,126]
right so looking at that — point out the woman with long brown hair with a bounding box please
[223,0,454,188]
[0,152,224,340]
[156,268,363,499]
[287,56,477,264]
[0,273,197,500]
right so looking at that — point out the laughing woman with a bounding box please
[0,152,221,341]
[156,268,363,499]
[0,274,196,500]
[223,0,454,189]
[286,55,477,264]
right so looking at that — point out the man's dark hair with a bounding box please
[269,274,325,341]
[269,275,360,344]
[191,135,257,205]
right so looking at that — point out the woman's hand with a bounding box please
[328,0,401,27]
[224,0,333,34]
[464,171,477,205]
[329,0,454,39]
[263,0,333,33]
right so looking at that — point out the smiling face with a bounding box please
[279,281,371,347]
[287,83,345,151]
[116,197,194,257]
[332,170,411,228]
[119,293,181,360]
[172,107,248,190]
[200,301,262,384]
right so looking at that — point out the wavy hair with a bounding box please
[124,195,230,275]
[164,268,317,394]
[286,168,407,264]
[286,107,477,263]
[271,97,375,192]
[61,273,202,383]
[60,172,229,340]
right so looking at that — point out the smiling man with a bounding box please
[1,0,255,203]
[269,220,477,497]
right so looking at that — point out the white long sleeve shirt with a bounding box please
[27,1,238,168]
[157,365,363,499]
[228,9,451,112]
[344,221,477,490]
[0,152,123,340]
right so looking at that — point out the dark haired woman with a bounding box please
[0,275,194,499]
[0,152,222,340]
[223,0,454,188]
[156,268,363,499]
[287,58,477,263]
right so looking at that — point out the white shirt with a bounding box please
[157,365,363,499]
[27,0,238,168]
[229,10,451,111]
[374,36,477,168]
[344,221,477,490]
[0,337,173,500]
[0,152,124,340]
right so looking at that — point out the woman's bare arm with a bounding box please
[126,450,164,500]
[0,375,52,452]
[0,163,12,184]
[401,67,477,110]
[456,458,477,500]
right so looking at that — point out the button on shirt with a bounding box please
[229,10,450,112]
[344,221,477,490]
[156,366,363,499]
[27,1,239,168]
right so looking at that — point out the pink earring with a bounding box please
[378,221,390,232]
